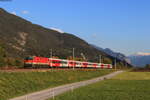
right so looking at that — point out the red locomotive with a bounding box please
[24,56,112,69]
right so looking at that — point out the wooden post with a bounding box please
[53,91,55,100]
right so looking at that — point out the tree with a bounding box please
[145,64,150,69]
[103,57,112,64]
[0,46,6,67]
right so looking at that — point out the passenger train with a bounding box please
[24,56,112,69]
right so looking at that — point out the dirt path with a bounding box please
[10,70,124,100]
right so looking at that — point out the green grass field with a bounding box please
[0,69,114,100]
[49,72,150,100]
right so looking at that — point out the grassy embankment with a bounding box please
[49,71,150,100]
[0,69,114,100]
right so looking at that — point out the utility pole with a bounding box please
[50,49,53,58]
[50,49,53,67]
[73,48,75,70]
[114,59,117,70]
[125,62,127,69]
[99,55,102,63]
[81,53,86,61]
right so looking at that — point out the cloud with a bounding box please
[22,10,29,14]
[91,34,97,38]
[50,27,64,33]
[11,11,16,15]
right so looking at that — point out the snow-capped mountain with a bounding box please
[132,52,150,56]
[128,52,150,67]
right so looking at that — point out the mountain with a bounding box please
[0,8,131,67]
[103,48,132,64]
[128,52,150,67]
[91,44,131,64]
[91,44,132,68]
[103,48,126,61]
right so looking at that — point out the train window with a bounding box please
[88,64,93,65]
[83,63,88,65]
[70,62,75,64]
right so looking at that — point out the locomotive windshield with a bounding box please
[25,57,33,60]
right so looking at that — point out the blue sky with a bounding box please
[0,0,150,55]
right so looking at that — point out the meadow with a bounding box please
[49,71,150,100]
[0,69,113,100]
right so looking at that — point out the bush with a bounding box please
[0,45,6,67]
[0,44,23,68]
